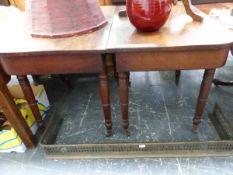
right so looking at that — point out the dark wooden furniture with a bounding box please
[0,2,232,148]
[113,0,203,86]
[107,3,233,135]
[0,6,116,148]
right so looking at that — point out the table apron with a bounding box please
[0,54,103,75]
[115,47,230,71]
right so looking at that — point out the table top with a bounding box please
[107,2,233,52]
[0,3,232,56]
[0,6,115,55]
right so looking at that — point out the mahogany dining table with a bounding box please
[107,2,233,135]
[0,6,116,148]
[0,2,232,148]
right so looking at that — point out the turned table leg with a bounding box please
[0,78,36,148]
[17,75,45,130]
[192,69,215,133]
[99,71,112,137]
[119,72,130,136]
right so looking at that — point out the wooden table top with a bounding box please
[0,3,232,55]
[107,2,233,51]
[0,6,115,55]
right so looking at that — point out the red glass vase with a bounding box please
[126,0,172,32]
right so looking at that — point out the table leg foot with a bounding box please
[17,75,45,130]
[119,72,130,136]
[99,72,112,137]
[105,131,113,137]
[192,119,200,133]
[122,120,130,136]
[192,69,215,133]
[105,120,113,137]
[123,129,130,136]
[106,129,113,137]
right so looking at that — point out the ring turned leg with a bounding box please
[192,69,215,133]
[99,72,112,137]
[17,75,45,130]
[119,72,130,136]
